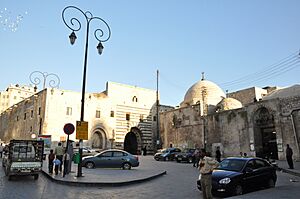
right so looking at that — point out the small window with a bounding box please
[16,116,19,121]
[38,107,41,115]
[153,116,157,121]
[31,110,33,118]
[66,107,72,116]
[110,111,114,117]
[24,113,27,120]
[14,96,17,100]
[126,113,130,121]
[132,96,138,102]
[30,126,32,132]
[100,152,113,157]
[96,110,101,118]
[113,151,124,157]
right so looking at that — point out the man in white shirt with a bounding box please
[198,149,219,199]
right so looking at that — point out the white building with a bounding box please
[0,82,158,154]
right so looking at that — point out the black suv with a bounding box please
[175,148,196,163]
[154,148,181,161]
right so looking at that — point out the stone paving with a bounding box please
[41,155,167,186]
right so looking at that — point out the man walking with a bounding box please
[199,149,219,199]
[54,142,64,172]
[286,144,294,169]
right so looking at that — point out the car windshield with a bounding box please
[218,159,246,172]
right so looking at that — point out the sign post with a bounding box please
[63,123,75,177]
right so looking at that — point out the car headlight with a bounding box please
[219,178,231,184]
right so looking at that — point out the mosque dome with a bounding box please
[215,97,243,112]
[181,78,225,114]
[263,84,300,100]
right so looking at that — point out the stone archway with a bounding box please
[91,129,107,149]
[253,107,278,160]
[124,127,142,155]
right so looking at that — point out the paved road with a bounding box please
[0,157,299,199]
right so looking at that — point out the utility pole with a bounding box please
[156,69,160,150]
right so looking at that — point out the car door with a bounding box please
[95,151,113,168]
[243,160,258,189]
[112,151,126,167]
[254,159,271,186]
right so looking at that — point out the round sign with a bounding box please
[64,123,75,135]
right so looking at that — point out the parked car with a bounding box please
[73,147,99,157]
[196,157,277,197]
[154,148,181,161]
[175,148,195,163]
[82,149,139,170]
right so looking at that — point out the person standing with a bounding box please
[193,148,200,167]
[48,149,55,174]
[142,146,147,156]
[54,142,64,172]
[67,140,74,173]
[53,157,61,175]
[198,149,219,199]
[0,143,3,158]
[215,146,221,162]
[63,152,70,177]
[286,144,294,169]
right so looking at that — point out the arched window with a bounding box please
[132,96,138,102]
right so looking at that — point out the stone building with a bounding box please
[0,84,36,113]
[160,77,300,161]
[0,81,159,154]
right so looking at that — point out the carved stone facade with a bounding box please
[160,81,300,161]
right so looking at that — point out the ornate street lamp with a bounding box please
[62,6,111,177]
[29,71,60,90]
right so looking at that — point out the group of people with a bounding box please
[48,141,73,176]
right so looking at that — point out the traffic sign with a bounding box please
[64,123,75,135]
[76,121,88,140]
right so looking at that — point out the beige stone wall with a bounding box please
[0,82,157,151]
[228,87,268,105]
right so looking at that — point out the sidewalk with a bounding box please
[275,160,300,177]
[41,156,167,187]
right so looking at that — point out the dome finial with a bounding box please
[201,72,205,81]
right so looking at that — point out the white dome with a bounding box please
[181,79,225,113]
[216,97,243,112]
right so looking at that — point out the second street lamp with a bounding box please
[62,5,111,177]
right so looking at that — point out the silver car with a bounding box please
[82,149,139,170]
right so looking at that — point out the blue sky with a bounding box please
[1,0,300,106]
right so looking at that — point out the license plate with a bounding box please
[178,158,182,160]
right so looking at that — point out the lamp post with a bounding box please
[29,71,60,90]
[62,6,111,177]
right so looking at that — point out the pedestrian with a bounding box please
[215,146,221,162]
[193,148,200,167]
[54,142,64,172]
[240,151,243,157]
[48,149,55,174]
[142,146,147,156]
[198,149,219,199]
[0,143,3,158]
[53,157,61,175]
[67,140,74,173]
[63,152,70,177]
[286,144,294,169]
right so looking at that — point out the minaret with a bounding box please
[201,72,205,81]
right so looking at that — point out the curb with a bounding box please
[41,170,167,187]
[279,168,300,177]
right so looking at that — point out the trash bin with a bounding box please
[73,153,80,164]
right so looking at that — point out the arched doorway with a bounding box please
[124,127,142,155]
[91,129,107,149]
[253,107,278,160]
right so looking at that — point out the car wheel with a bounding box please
[234,184,243,195]
[122,162,132,170]
[188,157,193,163]
[85,162,95,169]
[164,157,169,161]
[176,159,181,163]
[267,178,275,188]
[154,157,159,161]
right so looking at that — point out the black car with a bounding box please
[154,148,181,161]
[175,148,195,163]
[197,157,277,197]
